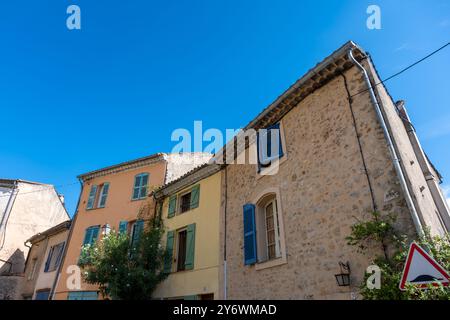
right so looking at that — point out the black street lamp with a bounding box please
[335,261,351,287]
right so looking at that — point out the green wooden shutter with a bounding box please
[190,185,200,209]
[82,228,93,246]
[185,223,196,270]
[90,226,100,244]
[131,220,144,248]
[164,231,175,273]
[168,195,177,218]
[86,185,98,209]
[118,221,128,234]
[98,183,109,208]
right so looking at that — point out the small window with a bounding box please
[257,122,285,171]
[34,290,51,300]
[82,226,100,246]
[176,230,187,271]
[180,192,192,214]
[132,173,149,200]
[44,242,65,272]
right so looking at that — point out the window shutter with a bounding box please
[55,242,65,268]
[243,204,257,265]
[118,221,128,234]
[82,228,93,246]
[98,183,109,208]
[131,220,144,248]
[185,223,196,270]
[90,226,100,244]
[269,123,283,158]
[86,185,98,209]
[164,231,175,273]
[140,174,149,198]
[190,185,200,209]
[44,247,54,272]
[168,195,177,218]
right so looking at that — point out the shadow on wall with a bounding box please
[0,249,25,275]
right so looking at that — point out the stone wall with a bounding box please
[221,65,419,300]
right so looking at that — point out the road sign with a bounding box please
[399,242,450,290]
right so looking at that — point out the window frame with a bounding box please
[256,120,288,177]
[97,183,110,208]
[175,228,188,272]
[251,188,287,270]
[132,173,149,201]
[44,242,65,273]
[178,190,192,214]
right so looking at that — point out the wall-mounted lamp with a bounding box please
[334,261,351,287]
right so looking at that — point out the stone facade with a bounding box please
[220,47,447,299]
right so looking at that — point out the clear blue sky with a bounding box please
[0,0,449,216]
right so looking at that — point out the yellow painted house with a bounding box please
[153,164,223,300]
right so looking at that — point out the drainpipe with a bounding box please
[49,178,84,300]
[348,49,424,237]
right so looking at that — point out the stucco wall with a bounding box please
[153,171,221,299]
[221,65,419,300]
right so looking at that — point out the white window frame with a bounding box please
[252,188,287,270]
[256,120,288,178]
[264,199,282,260]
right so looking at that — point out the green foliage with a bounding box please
[78,215,168,300]
[347,211,450,300]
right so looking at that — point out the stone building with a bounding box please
[217,41,450,300]
[0,179,69,299]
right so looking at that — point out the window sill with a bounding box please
[131,197,147,202]
[256,155,288,179]
[254,256,287,271]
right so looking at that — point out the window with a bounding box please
[34,290,51,300]
[118,220,128,234]
[164,224,196,273]
[44,242,65,272]
[243,190,287,269]
[86,183,109,210]
[167,185,200,218]
[257,122,285,171]
[180,192,191,213]
[28,258,38,281]
[97,183,109,208]
[82,226,100,246]
[176,230,187,271]
[132,173,149,200]
[67,291,98,300]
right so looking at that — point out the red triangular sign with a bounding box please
[399,242,450,290]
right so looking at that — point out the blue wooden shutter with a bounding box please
[164,231,175,273]
[185,223,196,270]
[190,185,200,209]
[168,195,177,218]
[44,246,54,272]
[268,123,283,158]
[86,185,98,209]
[243,204,257,265]
[118,221,128,234]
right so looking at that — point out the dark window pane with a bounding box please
[177,230,187,271]
[180,193,191,213]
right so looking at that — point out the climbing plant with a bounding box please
[346,211,450,300]
[78,208,168,300]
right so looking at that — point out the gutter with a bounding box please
[348,49,424,237]
[50,178,84,300]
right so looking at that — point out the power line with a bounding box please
[350,41,450,98]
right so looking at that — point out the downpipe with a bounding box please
[347,49,424,237]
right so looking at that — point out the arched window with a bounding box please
[255,193,282,262]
